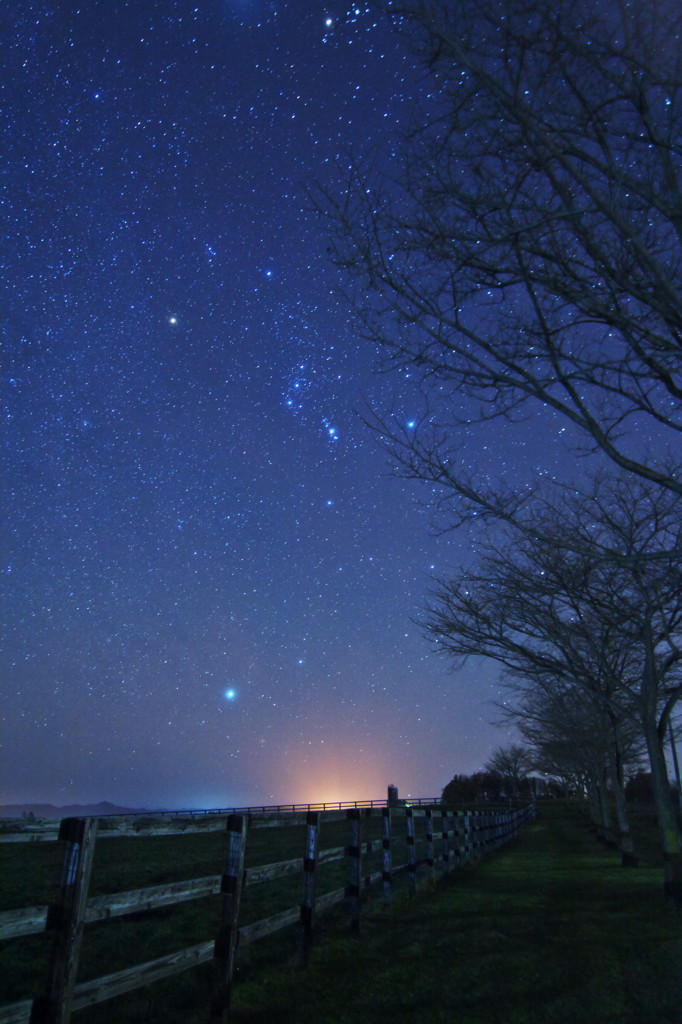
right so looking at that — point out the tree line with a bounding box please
[316,0,682,898]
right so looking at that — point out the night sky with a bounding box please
[3,1,563,810]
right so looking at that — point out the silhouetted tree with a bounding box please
[508,679,644,858]
[316,0,682,892]
[318,0,682,531]
[424,478,682,890]
[484,744,533,797]
[442,771,504,803]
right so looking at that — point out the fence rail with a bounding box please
[0,800,535,1023]
[0,797,443,844]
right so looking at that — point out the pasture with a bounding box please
[233,804,682,1023]
[1,802,531,1021]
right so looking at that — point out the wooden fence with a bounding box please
[0,796,439,845]
[0,801,535,1023]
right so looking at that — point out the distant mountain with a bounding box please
[0,801,150,819]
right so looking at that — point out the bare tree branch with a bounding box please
[314,0,682,510]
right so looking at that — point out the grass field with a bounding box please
[1,804,680,1023]
[229,803,682,1024]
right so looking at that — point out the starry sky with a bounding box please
[2,0,564,810]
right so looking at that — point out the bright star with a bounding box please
[224,688,237,701]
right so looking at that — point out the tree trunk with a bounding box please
[607,742,637,867]
[597,775,616,847]
[640,627,682,902]
[586,777,602,834]
[643,716,682,902]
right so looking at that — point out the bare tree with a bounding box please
[318,0,682,523]
[423,478,682,892]
[507,674,645,861]
[428,563,641,861]
[483,743,533,797]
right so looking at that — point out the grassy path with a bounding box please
[230,804,682,1024]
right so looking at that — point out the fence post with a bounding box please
[492,811,501,849]
[473,810,483,859]
[464,810,472,861]
[32,816,97,1024]
[450,811,459,866]
[382,807,392,905]
[481,811,490,854]
[346,809,361,932]
[406,808,417,895]
[212,813,248,1021]
[441,809,451,874]
[299,811,320,966]
[460,811,469,863]
[425,809,434,881]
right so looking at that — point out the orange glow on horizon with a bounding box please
[266,743,396,806]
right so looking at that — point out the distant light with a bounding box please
[406,420,416,429]
[224,688,237,701]
[168,316,178,325]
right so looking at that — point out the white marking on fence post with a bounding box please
[299,811,320,966]
[382,807,392,905]
[346,809,361,932]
